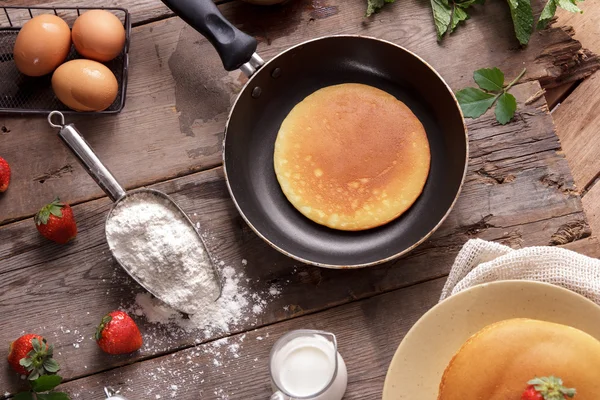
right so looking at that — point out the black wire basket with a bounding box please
[0,6,131,115]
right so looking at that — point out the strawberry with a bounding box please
[0,156,10,192]
[34,198,77,244]
[95,311,143,355]
[522,376,576,400]
[7,334,60,379]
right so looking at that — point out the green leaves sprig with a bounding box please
[366,0,584,45]
[456,67,526,124]
[14,375,70,400]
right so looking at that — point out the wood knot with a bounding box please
[550,220,591,245]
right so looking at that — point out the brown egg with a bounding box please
[72,10,126,62]
[13,14,71,77]
[52,59,118,112]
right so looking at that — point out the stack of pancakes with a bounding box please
[438,319,600,399]
[273,83,430,231]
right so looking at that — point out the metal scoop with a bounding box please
[48,111,221,314]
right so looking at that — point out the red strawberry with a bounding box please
[522,376,576,400]
[95,311,143,355]
[34,198,77,244]
[7,334,60,379]
[0,156,10,192]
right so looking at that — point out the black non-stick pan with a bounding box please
[161,0,468,268]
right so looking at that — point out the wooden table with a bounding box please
[1,0,599,398]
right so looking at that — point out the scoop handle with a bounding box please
[48,111,126,202]
[160,0,258,72]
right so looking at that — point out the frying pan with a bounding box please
[161,0,468,268]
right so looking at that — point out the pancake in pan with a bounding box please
[273,83,431,231]
[438,318,600,400]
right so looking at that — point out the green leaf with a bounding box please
[456,87,497,118]
[537,0,558,29]
[557,0,581,13]
[14,392,35,400]
[31,338,42,353]
[506,0,518,9]
[32,375,62,392]
[431,0,452,39]
[95,315,113,341]
[28,370,40,381]
[366,0,396,17]
[450,6,469,31]
[20,357,34,368]
[495,92,517,124]
[43,358,60,373]
[37,393,71,400]
[34,198,64,225]
[507,0,534,45]
[473,67,505,92]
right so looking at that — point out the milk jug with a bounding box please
[269,330,348,400]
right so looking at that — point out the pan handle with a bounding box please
[48,111,126,203]
[161,0,263,74]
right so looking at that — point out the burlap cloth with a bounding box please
[440,239,600,305]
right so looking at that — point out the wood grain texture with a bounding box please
[552,71,600,190]
[543,0,600,111]
[2,0,174,26]
[555,1,600,56]
[560,236,600,258]
[551,0,600,249]
[0,82,589,395]
[14,235,600,400]
[1,0,598,224]
[544,82,574,110]
[44,278,448,400]
[582,184,600,240]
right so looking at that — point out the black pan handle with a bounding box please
[161,0,257,71]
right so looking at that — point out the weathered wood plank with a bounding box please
[550,1,600,245]
[582,184,600,240]
[1,0,598,224]
[555,1,600,56]
[560,236,600,258]
[553,72,600,190]
[40,278,448,400]
[11,243,596,400]
[543,0,600,111]
[544,82,573,110]
[0,82,589,394]
[2,0,204,27]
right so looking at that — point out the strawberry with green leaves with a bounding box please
[7,334,59,380]
[522,376,576,400]
[95,311,143,355]
[7,335,69,399]
[34,198,77,244]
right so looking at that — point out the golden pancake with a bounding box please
[273,83,430,231]
[438,318,600,400]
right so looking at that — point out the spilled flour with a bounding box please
[130,266,250,337]
[106,192,221,315]
[123,258,284,344]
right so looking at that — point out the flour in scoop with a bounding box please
[105,192,220,315]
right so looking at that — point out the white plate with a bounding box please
[382,280,600,399]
